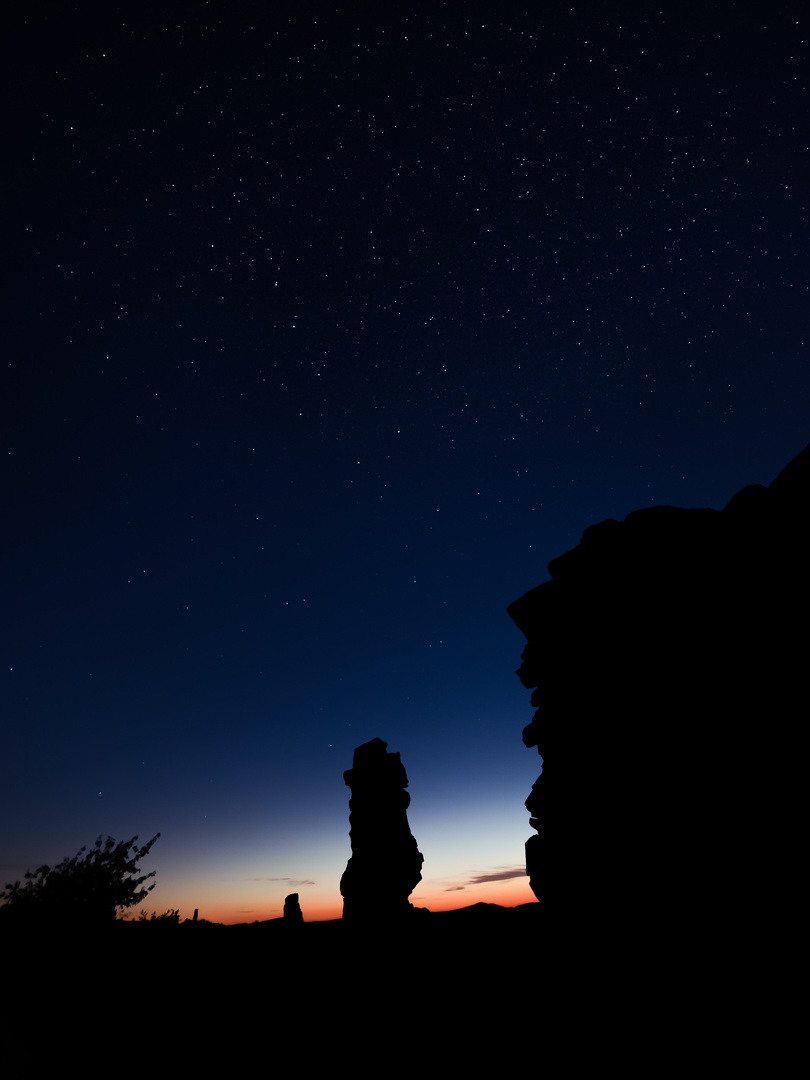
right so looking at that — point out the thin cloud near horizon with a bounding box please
[468,868,527,884]
[247,877,316,887]
[443,866,527,891]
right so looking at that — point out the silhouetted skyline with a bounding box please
[3,2,807,921]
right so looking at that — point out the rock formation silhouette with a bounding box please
[283,893,303,923]
[508,444,808,936]
[340,738,424,922]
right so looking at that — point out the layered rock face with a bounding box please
[508,445,808,931]
[340,738,424,922]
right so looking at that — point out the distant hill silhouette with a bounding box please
[508,444,808,945]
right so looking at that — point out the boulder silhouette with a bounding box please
[283,893,303,924]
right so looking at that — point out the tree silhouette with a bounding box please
[0,834,160,925]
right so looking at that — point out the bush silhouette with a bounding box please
[0,834,160,926]
[137,907,179,924]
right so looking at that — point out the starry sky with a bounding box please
[2,2,807,922]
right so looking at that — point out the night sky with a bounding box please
[3,2,807,922]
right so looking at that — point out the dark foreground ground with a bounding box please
[7,905,539,1008]
[7,902,545,1064]
[5,901,796,1068]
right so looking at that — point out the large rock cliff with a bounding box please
[508,444,808,933]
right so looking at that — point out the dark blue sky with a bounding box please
[3,1,807,920]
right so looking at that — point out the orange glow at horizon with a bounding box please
[184,878,536,925]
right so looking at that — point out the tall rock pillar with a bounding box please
[340,738,424,922]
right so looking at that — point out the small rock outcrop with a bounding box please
[508,444,809,934]
[283,893,303,923]
[340,738,424,922]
